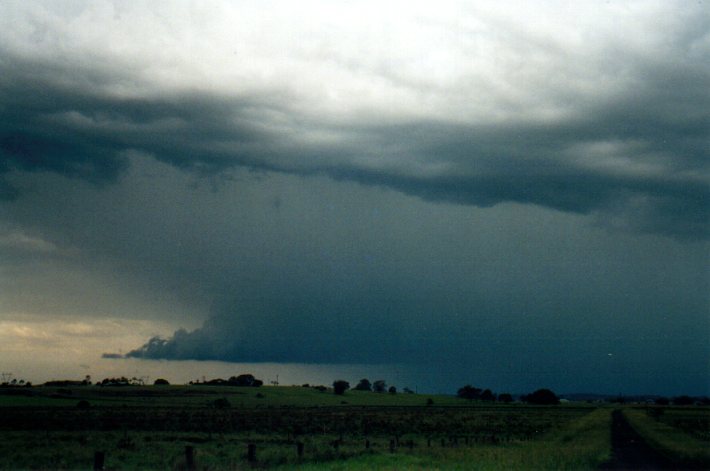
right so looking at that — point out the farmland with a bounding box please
[0,385,707,470]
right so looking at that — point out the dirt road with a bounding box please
[600,409,679,470]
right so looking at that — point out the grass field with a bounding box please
[0,385,707,470]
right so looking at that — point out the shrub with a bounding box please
[522,388,560,405]
[333,380,350,395]
[213,398,231,408]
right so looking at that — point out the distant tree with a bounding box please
[313,385,328,392]
[354,378,372,391]
[481,389,496,402]
[607,395,626,404]
[333,380,350,395]
[457,385,482,401]
[522,388,559,405]
[373,380,387,393]
[672,395,694,406]
[403,387,414,394]
[388,386,397,394]
[498,393,514,403]
[153,378,170,386]
[99,377,130,386]
[228,374,263,387]
[426,398,434,406]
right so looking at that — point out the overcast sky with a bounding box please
[0,0,708,395]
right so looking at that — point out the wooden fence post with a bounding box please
[93,451,105,471]
[185,445,195,471]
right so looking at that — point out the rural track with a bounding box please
[600,409,678,471]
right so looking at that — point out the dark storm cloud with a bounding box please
[1,1,709,394]
[2,46,708,238]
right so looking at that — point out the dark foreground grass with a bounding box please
[7,387,706,470]
[623,408,710,468]
[0,409,610,470]
[274,408,612,471]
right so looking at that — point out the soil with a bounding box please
[600,409,680,470]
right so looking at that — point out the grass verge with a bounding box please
[623,408,710,468]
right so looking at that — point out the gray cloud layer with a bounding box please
[1,1,708,238]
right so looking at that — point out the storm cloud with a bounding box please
[2,1,708,238]
[1,1,708,394]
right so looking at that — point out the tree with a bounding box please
[655,397,670,406]
[672,395,694,406]
[333,380,350,395]
[354,378,372,391]
[457,385,482,401]
[227,374,263,387]
[481,389,496,402]
[373,380,387,393]
[153,378,170,386]
[388,386,397,394]
[522,388,559,405]
[498,393,514,403]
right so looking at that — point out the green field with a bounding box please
[0,385,707,470]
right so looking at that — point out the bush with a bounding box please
[522,388,560,405]
[213,398,231,408]
[333,380,350,395]
[457,385,482,401]
[498,393,514,403]
[354,379,372,391]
